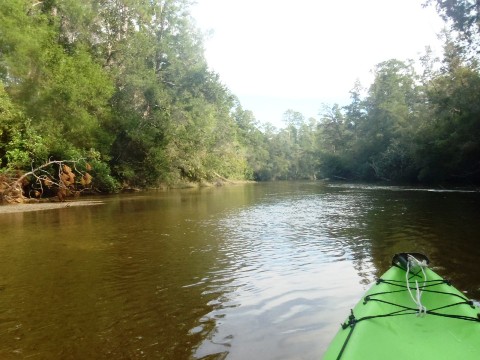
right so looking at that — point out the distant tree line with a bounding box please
[292,46,480,185]
[1,0,479,199]
[245,1,480,185]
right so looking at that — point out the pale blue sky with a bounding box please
[191,0,445,127]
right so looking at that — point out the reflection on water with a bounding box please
[0,182,479,359]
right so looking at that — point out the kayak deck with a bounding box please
[323,261,480,359]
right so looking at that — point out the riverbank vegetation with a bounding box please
[1,1,480,202]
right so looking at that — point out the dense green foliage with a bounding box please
[263,45,480,184]
[0,0,251,191]
[1,0,480,193]
[243,0,480,185]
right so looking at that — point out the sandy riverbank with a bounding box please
[0,179,255,215]
[0,200,104,214]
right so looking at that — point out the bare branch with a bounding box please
[1,158,93,204]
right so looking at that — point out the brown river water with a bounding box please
[0,182,479,359]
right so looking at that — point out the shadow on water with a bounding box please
[0,182,479,359]
[339,185,480,297]
[0,187,259,359]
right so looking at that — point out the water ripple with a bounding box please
[193,188,376,359]
[2,183,478,359]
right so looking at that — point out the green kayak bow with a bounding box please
[323,253,480,359]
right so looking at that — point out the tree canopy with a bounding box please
[1,0,480,199]
[1,0,251,194]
